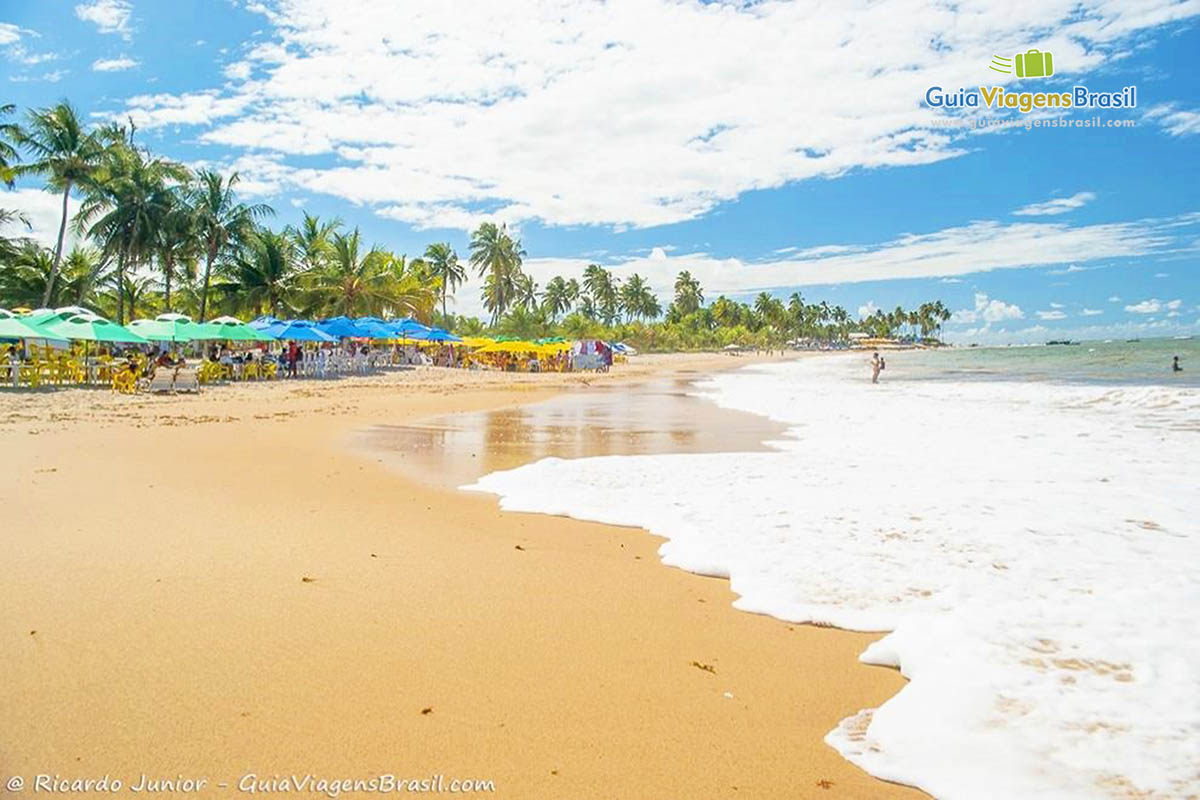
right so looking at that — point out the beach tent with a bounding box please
[266,319,336,342]
[40,313,148,343]
[128,313,207,342]
[459,337,494,348]
[196,316,275,342]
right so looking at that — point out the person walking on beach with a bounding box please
[871,351,882,383]
[1173,356,1183,373]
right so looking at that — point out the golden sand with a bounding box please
[0,353,925,798]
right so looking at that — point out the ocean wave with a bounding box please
[464,355,1200,799]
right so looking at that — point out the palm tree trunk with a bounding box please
[116,249,126,325]
[199,245,215,322]
[41,180,73,307]
[163,254,173,312]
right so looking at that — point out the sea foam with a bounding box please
[463,355,1200,799]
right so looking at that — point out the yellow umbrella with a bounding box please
[460,337,494,348]
[474,340,541,354]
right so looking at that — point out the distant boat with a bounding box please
[1173,335,1193,340]
[1046,340,1078,346]
[1126,338,1141,343]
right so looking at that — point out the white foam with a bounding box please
[463,355,1200,799]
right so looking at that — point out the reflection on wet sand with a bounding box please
[363,373,789,489]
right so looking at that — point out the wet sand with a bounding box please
[0,353,924,799]
[360,371,790,490]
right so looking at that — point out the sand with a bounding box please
[0,353,925,799]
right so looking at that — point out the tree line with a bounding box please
[1,100,950,350]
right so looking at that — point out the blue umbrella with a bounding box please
[249,315,281,330]
[268,320,337,342]
[355,320,397,339]
[390,318,432,337]
[317,316,366,339]
[409,327,462,342]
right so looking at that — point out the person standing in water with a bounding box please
[1173,356,1183,373]
[871,351,882,383]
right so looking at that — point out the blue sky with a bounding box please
[2,0,1198,342]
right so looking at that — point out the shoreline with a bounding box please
[1,353,925,798]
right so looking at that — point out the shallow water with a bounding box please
[464,348,1200,799]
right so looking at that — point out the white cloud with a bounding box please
[75,0,133,39]
[0,188,85,250]
[462,213,1200,319]
[0,23,22,46]
[1125,299,1161,314]
[1108,296,1121,302]
[1036,309,1067,320]
[110,0,1200,230]
[1081,309,1103,316]
[1050,302,1064,308]
[1154,272,1169,278]
[1013,192,1096,217]
[92,55,138,71]
[1144,104,1200,137]
[857,301,879,319]
[950,293,1024,325]
[1166,299,1182,310]
[5,44,58,66]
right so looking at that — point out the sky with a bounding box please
[1,0,1198,343]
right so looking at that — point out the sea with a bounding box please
[464,339,1200,800]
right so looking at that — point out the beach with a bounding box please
[0,353,925,799]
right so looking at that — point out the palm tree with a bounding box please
[220,227,297,317]
[0,103,20,188]
[76,135,187,323]
[541,275,574,320]
[619,273,658,321]
[288,212,340,273]
[514,272,539,312]
[469,222,524,323]
[582,263,620,325]
[424,241,464,319]
[14,101,108,305]
[673,270,703,315]
[0,240,55,307]
[154,187,197,311]
[0,207,31,265]
[190,169,273,321]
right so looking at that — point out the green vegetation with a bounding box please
[1,100,951,351]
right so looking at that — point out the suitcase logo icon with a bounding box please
[989,50,1055,78]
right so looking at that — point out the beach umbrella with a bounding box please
[389,318,432,337]
[317,316,367,339]
[409,327,462,342]
[348,318,395,339]
[267,319,336,342]
[41,313,148,343]
[128,313,206,342]
[248,315,281,330]
[0,315,64,341]
[474,340,540,354]
[196,316,275,342]
[0,309,12,318]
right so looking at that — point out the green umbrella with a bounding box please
[195,316,275,342]
[41,313,149,344]
[0,316,65,341]
[128,313,206,342]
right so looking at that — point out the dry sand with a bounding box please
[0,353,925,799]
